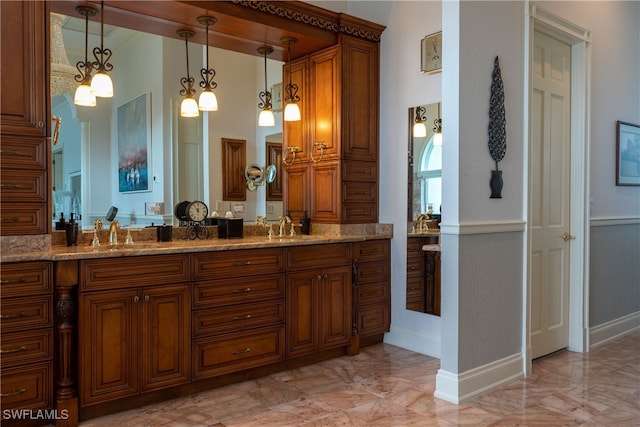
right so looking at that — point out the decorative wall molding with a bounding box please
[439,220,526,235]
[589,311,640,349]
[590,216,640,227]
[434,352,523,404]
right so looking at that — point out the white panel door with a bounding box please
[530,31,572,359]
[177,115,204,204]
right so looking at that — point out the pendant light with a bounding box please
[90,1,113,98]
[433,103,443,145]
[177,29,199,118]
[413,106,427,138]
[73,5,97,107]
[281,37,301,122]
[196,16,218,111]
[50,13,78,96]
[257,45,275,127]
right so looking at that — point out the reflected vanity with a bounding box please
[407,103,442,315]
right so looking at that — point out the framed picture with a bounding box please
[117,93,151,193]
[421,31,442,74]
[272,82,283,112]
[616,120,640,186]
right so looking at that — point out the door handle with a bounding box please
[563,232,575,241]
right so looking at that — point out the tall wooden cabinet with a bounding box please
[0,1,50,236]
[283,35,379,224]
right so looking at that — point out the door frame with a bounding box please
[524,4,592,374]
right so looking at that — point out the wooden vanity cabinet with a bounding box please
[0,0,50,236]
[78,255,190,406]
[191,248,286,379]
[406,236,441,315]
[283,35,379,224]
[286,243,352,358]
[0,262,54,426]
[352,239,391,338]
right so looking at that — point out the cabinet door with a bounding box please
[140,285,190,391]
[0,1,48,137]
[283,163,309,221]
[319,266,352,349]
[286,271,319,358]
[310,47,340,160]
[310,160,340,223]
[80,290,138,406]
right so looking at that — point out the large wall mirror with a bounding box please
[407,103,442,314]
[50,9,286,229]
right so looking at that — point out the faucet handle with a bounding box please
[124,229,134,245]
[90,229,100,247]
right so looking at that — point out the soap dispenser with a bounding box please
[300,211,311,235]
[65,213,78,246]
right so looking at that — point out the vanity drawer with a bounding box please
[355,282,389,306]
[341,202,377,224]
[287,243,351,271]
[0,361,53,411]
[0,329,53,367]
[342,181,376,202]
[0,203,48,235]
[407,276,425,299]
[0,295,52,333]
[80,255,190,291]
[192,299,285,337]
[406,256,425,278]
[342,160,377,182]
[192,325,285,380]
[355,302,389,337]
[352,239,389,262]
[0,136,47,170]
[354,260,389,285]
[192,273,285,308]
[0,261,52,297]
[193,248,285,280]
[0,169,47,203]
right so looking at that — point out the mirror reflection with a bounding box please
[407,103,442,315]
[51,12,284,229]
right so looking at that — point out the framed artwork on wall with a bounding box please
[117,93,151,193]
[616,120,640,186]
[421,31,442,74]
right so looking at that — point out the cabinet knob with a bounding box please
[37,121,44,128]
[317,275,322,281]
[134,296,139,303]
[144,295,150,302]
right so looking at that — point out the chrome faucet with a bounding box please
[108,220,120,245]
[279,215,291,237]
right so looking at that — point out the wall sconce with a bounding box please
[73,5,97,106]
[90,1,113,98]
[282,146,299,166]
[413,106,427,138]
[257,45,275,127]
[177,29,199,118]
[197,16,218,111]
[281,37,301,122]
[433,103,442,145]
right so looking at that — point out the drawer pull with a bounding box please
[0,149,20,155]
[0,184,23,189]
[1,388,27,397]
[0,277,27,284]
[408,286,416,291]
[1,217,20,222]
[231,347,250,355]
[232,288,251,293]
[0,311,27,320]
[0,346,27,354]
[232,314,252,320]
[231,260,252,267]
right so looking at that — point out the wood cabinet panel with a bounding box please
[283,58,309,162]
[287,243,351,271]
[354,260,389,285]
[193,273,285,309]
[342,181,376,203]
[0,169,47,203]
[286,271,319,357]
[319,266,351,349]
[192,325,285,380]
[0,136,47,169]
[0,362,53,412]
[310,161,340,223]
[0,261,52,297]
[192,248,285,280]
[406,256,425,278]
[0,203,48,235]
[221,138,246,201]
[342,160,377,182]
[283,164,309,221]
[352,239,389,262]
[310,46,340,160]
[341,203,378,224]
[0,329,53,367]
[0,295,52,333]
[80,255,190,291]
[193,300,285,337]
[355,302,389,337]
[355,282,389,306]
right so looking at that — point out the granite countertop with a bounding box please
[1,224,393,263]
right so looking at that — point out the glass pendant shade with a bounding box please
[284,102,301,122]
[180,97,199,117]
[259,109,275,127]
[198,89,218,111]
[74,83,96,106]
[413,121,427,138]
[90,71,113,97]
[433,131,443,146]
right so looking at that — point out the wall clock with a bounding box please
[421,31,442,74]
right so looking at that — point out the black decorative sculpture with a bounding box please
[488,56,506,198]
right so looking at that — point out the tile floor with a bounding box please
[81,331,639,426]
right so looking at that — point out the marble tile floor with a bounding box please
[81,331,639,426]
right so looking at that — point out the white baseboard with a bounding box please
[434,352,523,404]
[383,324,441,358]
[589,311,640,349]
